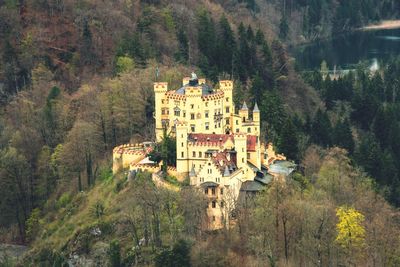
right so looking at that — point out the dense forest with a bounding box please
[1,0,400,266]
[302,58,400,206]
[268,0,400,41]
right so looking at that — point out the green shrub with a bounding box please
[56,193,72,210]
[165,175,180,186]
[26,208,41,241]
[91,201,105,219]
[109,239,121,267]
[97,166,113,183]
[114,178,127,193]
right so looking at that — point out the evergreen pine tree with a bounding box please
[333,119,355,154]
[278,118,299,160]
[175,28,189,63]
[311,109,332,147]
[279,15,289,40]
[216,16,236,75]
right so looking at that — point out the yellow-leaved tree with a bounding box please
[336,206,365,252]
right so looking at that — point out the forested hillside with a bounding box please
[1,0,400,266]
[267,0,400,42]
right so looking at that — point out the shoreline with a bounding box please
[361,20,400,31]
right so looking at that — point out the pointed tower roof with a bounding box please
[253,102,259,112]
[189,165,196,177]
[241,101,248,110]
[223,165,230,177]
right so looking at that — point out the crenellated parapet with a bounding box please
[112,143,153,174]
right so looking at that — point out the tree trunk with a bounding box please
[78,172,82,191]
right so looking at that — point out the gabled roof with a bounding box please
[211,150,237,175]
[246,135,257,151]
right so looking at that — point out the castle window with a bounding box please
[225,118,230,125]
[220,201,224,208]
[226,107,230,113]
[226,97,229,102]
[190,125,195,132]
[205,188,208,195]
[212,188,216,195]
[242,158,244,163]
[236,120,238,125]
[205,122,209,130]
[183,111,186,117]
[218,123,221,128]
[216,177,220,183]
[247,127,251,133]
[236,129,239,133]
[190,113,195,120]
[190,104,194,109]
[242,117,245,122]
[212,201,216,208]
[174,108,180,117]
[162,109,166,115]
[205,102,208,107]
[220,188,224,195]
[181,152,184,158]
[193,151,196,157]
[181,142,184,147]
[162,99,165,104]
[205,111,209,118]
[199,152,202,158]
[212,216,216,221]
[247,153,250,159]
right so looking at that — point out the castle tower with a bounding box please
[239,102,249,123]
[253,102,260,122]
[220,80,234,131]
[176,122,189,173]
[234,133,247,170]
[253,102,260,135]
[154,82,168,142]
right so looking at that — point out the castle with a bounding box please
[113,74,291,229]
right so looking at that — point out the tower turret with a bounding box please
[239,102,249,122]
[253,102,260,122]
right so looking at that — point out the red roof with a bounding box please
[188,133,233,144]
[247,135,257,151]
[188,133,257,151]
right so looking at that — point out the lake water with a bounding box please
[292,28,400,71]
